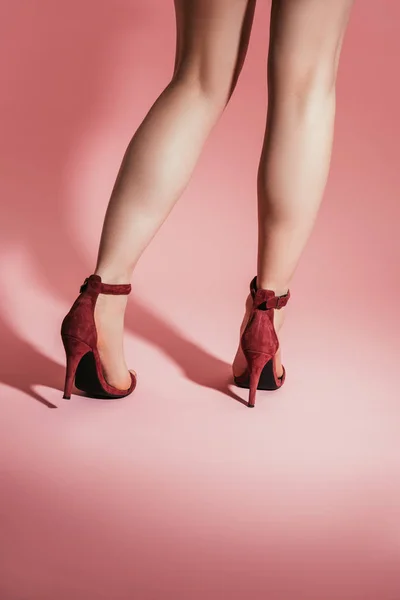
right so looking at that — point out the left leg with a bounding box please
[92,0,257,388]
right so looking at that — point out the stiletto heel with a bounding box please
[62,335,92,399]
[244,351,272,408]
[234,276,290,408]
[60,274,137,400]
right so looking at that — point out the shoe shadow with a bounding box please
[0,315,61,408]
[126,297,246,405]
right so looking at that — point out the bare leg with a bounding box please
[92,0,256,388]
[233,0,354,379]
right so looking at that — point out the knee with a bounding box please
[172,63,233,109]
[295,63,337,99]
[270,50,339,102]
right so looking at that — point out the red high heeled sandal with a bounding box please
[60,274,137,399]
[234,276,290,407]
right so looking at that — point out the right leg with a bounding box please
[233,0,354,380]
[92,0,256,388]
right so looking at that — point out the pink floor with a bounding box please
[1,1,399,599]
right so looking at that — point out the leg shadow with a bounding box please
[125,296,246,404]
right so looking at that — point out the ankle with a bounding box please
[94,266,132,285]
[256,277,289,297]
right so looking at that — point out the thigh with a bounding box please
[268,0,355,87]
[173,0,257,99]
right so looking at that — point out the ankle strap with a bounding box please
[250,275,290,310]
[80,274,131,295]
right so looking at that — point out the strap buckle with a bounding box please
[269,291,290,310]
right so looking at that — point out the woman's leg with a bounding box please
[233,0,354,379]
[93,0,257,388]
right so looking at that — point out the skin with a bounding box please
[92,0,355,390]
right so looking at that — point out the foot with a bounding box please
[94,293,136,390]
[232,293,286,380]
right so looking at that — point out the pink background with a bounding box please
[1,1,399,599]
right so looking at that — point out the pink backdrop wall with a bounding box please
[0,1,399,599]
